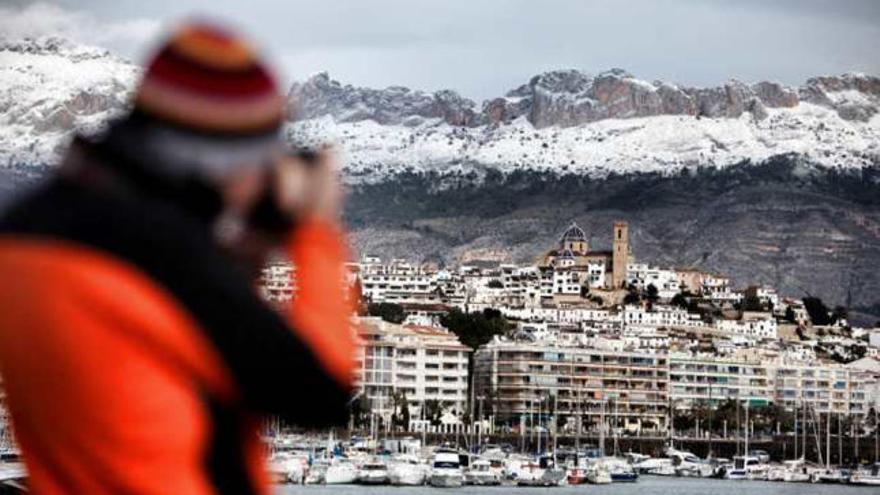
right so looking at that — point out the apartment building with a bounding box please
[627,263,681,300]
[359,257,440,304]
[669,354,775,408]
[474,340,669,433]
[773,362,870,416]
[356,318,470,421]
[622,305,705,329]
[714,313,778,339]
[670,354,870,417]
[260,262,296,303]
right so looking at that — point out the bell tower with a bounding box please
[612,221,629,289]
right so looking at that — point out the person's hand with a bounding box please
[274,149,343,224]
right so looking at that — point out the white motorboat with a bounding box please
[671,450,714,478]
[634,448,706,476]
[635,459,674,475]
[429,449,464,488]
[848,463,880,486]
[767,459,810,483]
[267,452,307,484]
[724,456,770,480]
[388,454,427,486]
[586,464,612,484]
[357,459,390,485]
[513,460,544,486]
[624,452,651,465]
[465,459,502,486]
[324,459,359,485]
[811,468,845,484]
[585,457,639,482]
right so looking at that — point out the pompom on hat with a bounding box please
[105,21,286,178]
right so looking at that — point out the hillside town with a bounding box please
[254,220,880,448]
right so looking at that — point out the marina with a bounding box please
[264,432,880,491]
[275,476,879,494]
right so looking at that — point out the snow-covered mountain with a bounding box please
[286,70,880,183]
[2,36,878,183]
[0,37,137,170]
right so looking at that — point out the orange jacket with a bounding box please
[0,167,355,494]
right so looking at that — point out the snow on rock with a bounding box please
[288,101,879,183]
[1,35,878,185]
[0,37,139,167]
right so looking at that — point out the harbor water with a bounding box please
[275,476,879,495]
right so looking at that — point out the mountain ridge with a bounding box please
[289,68,880,127]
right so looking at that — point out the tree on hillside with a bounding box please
[742,295,764,312]
[623,284,640,305]
[832,305,848,324]
[645,284,660,303]
[368,302,406,324]
[784,306,797,323]
[440,308,510,350]
[803,297,833,326]
[671,292,689,309]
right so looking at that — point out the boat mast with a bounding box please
[736,398,741,456]
[811,405,824,466]
[537,395,542,455]
[802,396,807,460]
[599,397,606,457]
[553,393,558,465]
[744,400,749,457]
[707,381,714,458]
[613,398,619,457]
[826,410,831,469]
[575,382,582,453]
[529,397,534,453]
[793,400,798,461]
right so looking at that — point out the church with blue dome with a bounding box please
[540,220,631,290]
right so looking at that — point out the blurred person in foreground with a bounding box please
[0,22,355,495]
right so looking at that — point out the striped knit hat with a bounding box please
[108,21,285,178]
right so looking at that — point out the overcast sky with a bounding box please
[2,0,878,100]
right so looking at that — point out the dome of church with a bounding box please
[560,222,587,243]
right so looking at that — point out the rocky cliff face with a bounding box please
[289,69,880,128]
[287,72,479,126]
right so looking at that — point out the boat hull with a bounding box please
[357,473,389,485]
[429,473,463,488]
[848,477,880,486]
[611,472,638,482]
